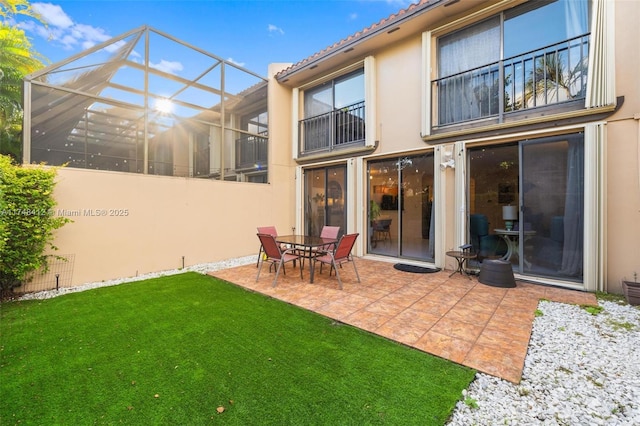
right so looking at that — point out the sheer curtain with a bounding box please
[438,17,500,124]
[560,137,584,276]
[564,0,590,38]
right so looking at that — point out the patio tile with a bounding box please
[431,316,486,342]
[463,344,527,384]
[343,309,393,330]
[414,330,474,364]
[208,258,599,384]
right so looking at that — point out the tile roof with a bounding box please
[275,0,443,81]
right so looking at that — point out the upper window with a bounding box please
[434,0,591,127]
[299,70,365,155]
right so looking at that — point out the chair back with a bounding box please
[257,233,282,260]
[333,233,359,261]
[257,226,278,237]
[320,226,340,239]
[375,219,391,230]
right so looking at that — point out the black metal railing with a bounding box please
[235,134,267,171]
[298,101,365,155]
[433,34,590,126]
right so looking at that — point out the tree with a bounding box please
[0,0,47,161]
[523,51,588,108]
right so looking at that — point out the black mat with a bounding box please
[393,264,441,274]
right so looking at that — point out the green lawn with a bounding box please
[1,272,475,425]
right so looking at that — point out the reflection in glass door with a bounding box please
[367,153,435,262]
[304,165,347,237]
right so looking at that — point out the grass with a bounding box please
[1,273,475,425]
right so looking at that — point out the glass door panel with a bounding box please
[368,159,398,256]
[326,167,346,232]
[304,165,346,237]
[521,134,583,281]
[400,154,435,260]
[367,154,435,262]
[468,143,519,267]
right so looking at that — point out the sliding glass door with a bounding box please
[304,165,347,237]
[468,133,584,281]
[368,153,435,262]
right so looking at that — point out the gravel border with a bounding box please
[16,255,256,301]
[447,300,640,425]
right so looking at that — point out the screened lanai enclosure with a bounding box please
[23,26,269,182]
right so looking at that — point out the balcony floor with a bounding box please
[209,258,597,383]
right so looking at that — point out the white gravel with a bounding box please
[447,299,640,426]
[16,255,256,301]
[17,260,640,425]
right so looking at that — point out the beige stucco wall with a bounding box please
[605,0,640,293]
[36,168,290,288]
[375,37,425,151]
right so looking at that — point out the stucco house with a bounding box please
[22,0,639,295]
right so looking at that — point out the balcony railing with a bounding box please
[433,34,590,127]
[235,134,267,171]
[298,101,365,156]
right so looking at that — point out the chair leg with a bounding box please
[256,245,263,267]
[256,259,265,282]
[351,257,361,283]
[272,259,285,287]
[331,257,343,290]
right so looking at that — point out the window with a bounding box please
[299,70,365,155]
[434,0,591,127]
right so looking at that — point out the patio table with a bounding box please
[276,235,338,283]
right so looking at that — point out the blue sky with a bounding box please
[14,0,413,76]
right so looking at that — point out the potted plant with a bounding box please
[369,200,381,248]
[369,200,381,224]
[622,272,640,305]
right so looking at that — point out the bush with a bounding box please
[0,155,69,293]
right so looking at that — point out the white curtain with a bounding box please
[560,138,585,276]
[564,0,590,38]
[585,0,616,108]
[438,17,500,124]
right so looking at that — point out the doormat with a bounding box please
[393,264,441,274]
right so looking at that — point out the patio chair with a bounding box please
[256,226,281,267]
[372,218,392,243]
[320,226,341,248]
[256,233,302,287]
[313,233,360,289]
[306,226,341,265]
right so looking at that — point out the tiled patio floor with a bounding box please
[209,258,597,383]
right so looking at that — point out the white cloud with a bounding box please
[349,13,358,21]
[27,2,112,51]
[226,57,246,67]
[149,59,184,75]
[33,2,73,28]
[267,24,284,35]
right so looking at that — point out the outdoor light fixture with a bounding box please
[440,148,455,170]
[502,205,518,231]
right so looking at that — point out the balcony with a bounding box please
[298,101,365,156]
[433,35,590,127]
[235,134,267,172]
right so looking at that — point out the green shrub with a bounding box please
[0,155,69,293]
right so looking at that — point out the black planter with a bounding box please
[622,281,640,306]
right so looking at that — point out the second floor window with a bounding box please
[435,0,591,127]
[300,70,365,154]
